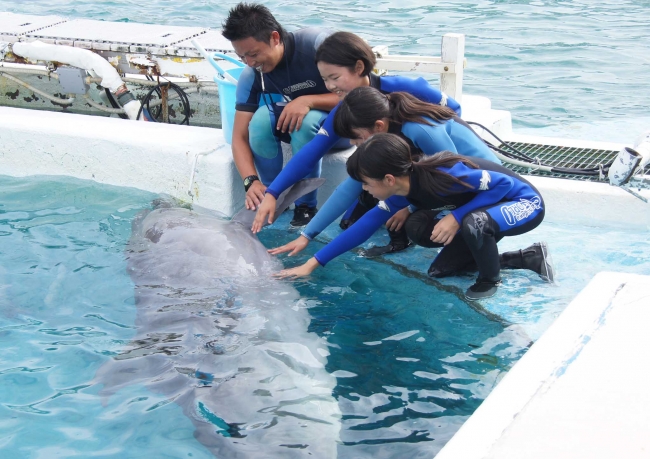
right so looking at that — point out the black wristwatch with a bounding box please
[243,175,260,192]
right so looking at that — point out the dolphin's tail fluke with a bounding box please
[231,178,326,229]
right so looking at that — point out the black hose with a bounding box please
[467,121,613,176]
[135,79,192,125]
[104,88,130,120]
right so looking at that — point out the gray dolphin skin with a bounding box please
[95,180,340,457]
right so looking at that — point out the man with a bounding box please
[222,3,338,226]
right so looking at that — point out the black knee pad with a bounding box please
[404,210,442,248]
[461,211,497,251]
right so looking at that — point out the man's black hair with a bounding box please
[222,3,286,43]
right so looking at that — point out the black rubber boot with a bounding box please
[500,242,555,283]
[290,204,317,227]
[465,277,501,300]
[363,228,412,258]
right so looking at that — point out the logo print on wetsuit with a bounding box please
[468,211,489,248]
[501,196,542,226]
[317,127,329,137]
[283,80,317,94]
[378,201,391,212]
[479,170,491,191]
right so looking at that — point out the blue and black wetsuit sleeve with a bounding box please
[444,163,515,223]
[379,76,462,116]
[266,105,341,199]
[314,195,410,265]
[235,67,260,113]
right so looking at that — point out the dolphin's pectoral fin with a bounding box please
[231,178,326,229]
[273,178,326,216]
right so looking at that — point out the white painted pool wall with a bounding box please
[0,106,245,214]
[434,271,650,459]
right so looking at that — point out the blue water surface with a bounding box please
[0,0,648,142]
[2,176,649,458]
[0,176,530,458]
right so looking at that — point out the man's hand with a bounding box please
[252,194,277,233]
[386,208,411,232]
[430,213,460,246]
[273,257,320,279]
[276,98,311,133]
[267,235,309,256]
[245,180,267,211]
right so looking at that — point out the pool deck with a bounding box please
[435,271,650,459]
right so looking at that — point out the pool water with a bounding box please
[1,175,649,458]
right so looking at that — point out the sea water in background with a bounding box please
[0,0,649,142]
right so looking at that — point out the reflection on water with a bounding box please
[1,176,528,458]
[258,227,530,457]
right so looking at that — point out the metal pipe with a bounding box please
[0,71,74,105]
[82,93,126,114]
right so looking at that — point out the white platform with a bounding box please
[435,271,650,459]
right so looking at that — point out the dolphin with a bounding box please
[94,179,341,457]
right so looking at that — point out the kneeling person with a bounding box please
[222,3,339,225]
[275,133,554,300]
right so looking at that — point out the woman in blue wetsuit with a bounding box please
[251,31,461,232]
[276,133,554,300]
[268,85,499,259]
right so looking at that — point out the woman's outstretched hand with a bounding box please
[267,235,310,257]
[273,257,320,279]
[252,194,277,233]
[386,207,411,232]
[430,214,460,246]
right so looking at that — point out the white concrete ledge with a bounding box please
[435,271,650,459]
[528,175,650,231]
[0,106,244,216]
[1,106,648,230]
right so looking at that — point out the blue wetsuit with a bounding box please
[235,28,332,112]
[236,28,332,208]
[265,73,461,200]
[314,157,544,281]
[302,116,500,240]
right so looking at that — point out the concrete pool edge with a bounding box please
[434,271,650,459]
[2,105,649,231]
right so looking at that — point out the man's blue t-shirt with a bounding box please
[235,28,332,112]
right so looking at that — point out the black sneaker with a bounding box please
[363,240,412,258]
[363,228,412,258]
[290,204,317,227]
[465,278,501,300]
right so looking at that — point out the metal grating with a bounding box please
[498,141,650,187]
